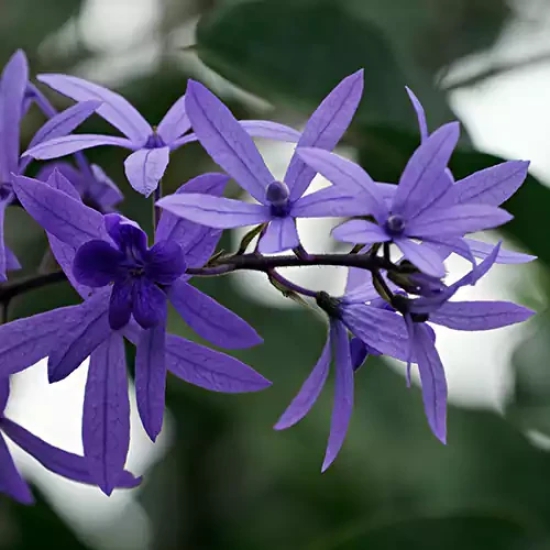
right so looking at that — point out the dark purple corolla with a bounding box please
[157,72,365,253]
[23,74,301,196]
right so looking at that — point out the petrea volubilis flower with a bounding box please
[8,170,270,494]
[156,72,365,253]
[296,126,514,276]
[23,74,302,196]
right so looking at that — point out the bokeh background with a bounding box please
[2,0,550,548]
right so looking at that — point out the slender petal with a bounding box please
[274,329,331,430]
[332,219,390,245]
[296,148,387,222]
[258,217,300,253]
[0,432,33,504]
[1,419,140,488]
[157,94,191,144]
[109,280,133,330]
[239,120,301,143]
[350,337,369,371]
[405,87,428,141]
[124,146,170,197]
[12,175,109,250]
[0,379,9,415]
[38,74,152,142]
[82,333,130,495]
[132,278,167,329]
[406,204,513,238]
[291,186,366,218]
[344,266,370,295]
[24,134,135,160]
[89,164,124,208]
[464,238,535,264]
[420,237,475,264]
[185,80,273,202]
[73,240,124,287]
[322,321,354,472]
[135,320,166,441]
[157,193,270,229]
[5,246,21,272]
[166,335,271,392]
[0,201,8,282]
[413,323,447,443]
[285,70,364,200]
[168,279,262,349]
[48,290,112,383]
[392,122,459,219]
[394,238,446,278]
[145,240,186,285]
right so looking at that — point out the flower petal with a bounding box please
[104,213,148,254]
[430,301,534,331]
[124,146,170,197]
[413,323,447,443]
[185,80,273,202]
[291,186,366,218]
[464,238,535,264]
[0,201,8,282]
[135,321,166,441]
[38,73,151,142]
[157,192,270,229]
[109,280,133,330]
[166,335,271,392]
[296,148,387,222]
[322,320,354,472]
[274,328,331,430]
[406,204,513,238]
[132,278,167,329]
[24,134,135,160]
[168,279,262,349]
[350,337,371,371]
[258,217,300,253]
[394,238,446,278]
[157,94,191,144]
[285,70,364,200]
[0,432,33,504]
[12,174,109,250]
[73,240,124,287]
[145,240,186,285]
[83,333,130,495]
[48,289,112,383]
[392,122,459,219]
[1,418,141,488]
[332,219,390,245]
[239,120,301,142]
[5,246,21,272]
[405,87,428,141]
[88,164,124,208]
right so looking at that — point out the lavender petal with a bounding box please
[124,146,170,197]
[258,217,300,253]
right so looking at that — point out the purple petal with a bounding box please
[105,214,147,254]
[274,328,331,430]
[332,219,390,245]
[157,94,191,144]
[343,280,381,304]
[448,160,529,207]
[258,217,300,253]
[350,337,370,371]
[168,279,262,349]
[124,146,170,197]
[413,323,447,443]
[296,148,387,222]
[156,173,229,268]
[38,74,151,142]
[430,301,534,331]
[285,70,364,200]
[407,204,513,238]
[0,379,9,415]
[1,418,140,489]
[12,175,109,250]
[24,134,135,160]
[185,80,273,202]
[88,164,124,208]
[322,320,354,472]
[83,333,130,495]
[0,432,33,504]
[392,122,459,219]
[132,278,167,329]
[239,120,301,143]
[5,246,21,272]
[48,289,112,383]
[395,238,446,278]
[0,202,8,282]
[73,240,124,287]
[109,281,133,330]
[145,240,186,285]
[291,186,366,218]
[405,87,429,141]
[166,335,271,392]
[420,237,475,264]
[464,238,535,264]
[0,305,83,377]
[135,321,166,441]
[344,266,371,295]
[0,50,28,180]
[157,193,270,229]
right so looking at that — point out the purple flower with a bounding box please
[7,170,270,494]
[296,124,514,276]
[156,72,365,253]
[23,74,302,197]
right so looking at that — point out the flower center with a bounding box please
[265,180,291,217]
[385,214,405,236]
[144,132,166,149]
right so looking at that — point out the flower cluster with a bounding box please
[0,49,535,502]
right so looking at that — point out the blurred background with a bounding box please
[2,0,550,548]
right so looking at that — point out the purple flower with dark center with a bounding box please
[7,170,270,494]
[156,72,366,253]
[296,124,514,276]
[22,74,302,197]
